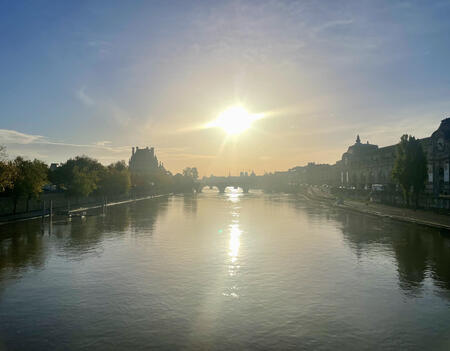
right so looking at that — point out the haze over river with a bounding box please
[1,189,449,350]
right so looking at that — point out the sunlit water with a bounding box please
[1,189,449,350]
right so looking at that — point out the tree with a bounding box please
[191,167,198,180]
[51,156,104,199]
[172,173,189,193]
[0,146,17,193]
[178,167,200,193]
[98,161,131,197]
[392,135,427,208]
[70,166,98,198]
[0,145,6,160]
[182,167,191,178]
[182,167,198,180]
[9,157,48,213]
[0,160,16,193]
[149,169,173,194]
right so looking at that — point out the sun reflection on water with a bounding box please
[224,189,243,299]
[229,223,241,263]
[224,222,242,298]
[226,187,242,203]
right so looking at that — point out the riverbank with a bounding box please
[0,194,170,225]
[336,200,450,231]
[4,188,450,231]
[304,186,450,231]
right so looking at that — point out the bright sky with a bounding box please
[1,0,449,176]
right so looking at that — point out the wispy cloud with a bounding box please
[0,128,216,168]
[87,39,112,58]
[94,140,112,146]
[0,128,130,162]
[75,87,131,126]
[311,19,355,36]
[76,87,95,106]
[0,129,46,144]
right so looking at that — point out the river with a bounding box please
[0,189,449,350]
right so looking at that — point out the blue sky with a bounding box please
[1,0,449,175]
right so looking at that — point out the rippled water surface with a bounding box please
[1,190,449,350]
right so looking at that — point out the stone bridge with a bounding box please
[198,176,259,193]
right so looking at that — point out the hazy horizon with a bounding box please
[1,0,449,176]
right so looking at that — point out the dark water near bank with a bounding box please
[0,189,449,350]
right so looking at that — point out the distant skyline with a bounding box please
[1,0,450,176]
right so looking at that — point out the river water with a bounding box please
[0,189,449,350]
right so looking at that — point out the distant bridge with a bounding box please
[198,176,259,193]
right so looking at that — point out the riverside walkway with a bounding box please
[0,194,170,225]
[337,199,450,231]
[304,186,450,231]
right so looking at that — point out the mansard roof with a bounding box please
[432,117,450,140]
[345,140,378,156]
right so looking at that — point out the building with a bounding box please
[336,117,450,207]
[129,146,160,174]
[289,117,450,207]
[289,162,336,185]
[427,118,450,198]
[337,135,396,189]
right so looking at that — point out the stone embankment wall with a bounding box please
[0,193,126,217]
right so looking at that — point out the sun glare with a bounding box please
[213,106,260,135]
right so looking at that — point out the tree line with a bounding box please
[392,134,427,209]
[0,147,199,215]
[0,134,430,214]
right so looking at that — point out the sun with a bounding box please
[212,106,260,135]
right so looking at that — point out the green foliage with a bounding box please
[52,156,104,198]
[1,146,201,207]
[0,145,6,160]
[172,173,193,193]
[12,157,48,198]
[130,172,154,193]
[0,161,16,193]
[0,147,17,193]
[171,167,199,193]
[8,157,48,212]
[70,166,98,197]
[182,167,198,180]
[149,170,173,194]
[392,135,427,208]
[99,161,131,197]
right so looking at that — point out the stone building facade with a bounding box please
[337,135,396,189]
[336,117,450,206]
[288,117,450,206]
[129,146,160,174]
